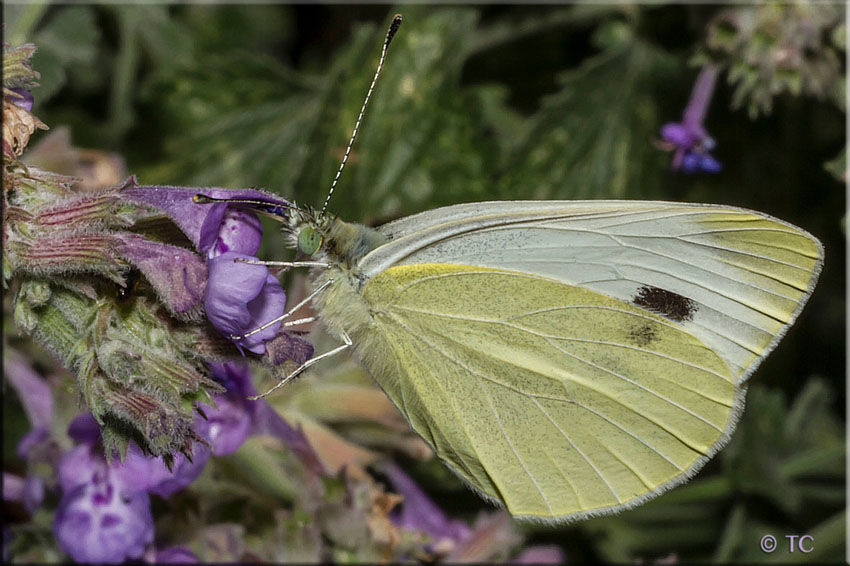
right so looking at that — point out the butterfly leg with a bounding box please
[231,278,333,340]
[282,316,317,327]
[249,330,352,400]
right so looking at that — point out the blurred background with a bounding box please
[3,3,845,564]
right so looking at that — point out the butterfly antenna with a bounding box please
[319,13,403,218]
[192,194,293,220]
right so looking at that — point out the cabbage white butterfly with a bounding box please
[197,14,823,521]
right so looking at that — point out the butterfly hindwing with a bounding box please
[357,263,740,520]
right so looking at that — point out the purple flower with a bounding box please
[120,183,289,251]
[205,251,286,354]
[16,427,50,461]
[200,199,285,354]
[195,393,252,457]
[513,545,565,564]
[65,413,210,499]
[4,348,52,431]
[5,348,57,514]
[155,546,199,563]
[55,481,153,564]
[54,444,154,564]
[9,88,34,111]
[208,361,255,398]
[382,463,470,546]
[3,472,44,514]
[207,362,325,474]
[445,512,521,563]
[659,65,723,173]
[67,412,103,445]
[112,442,211,498]
[203,206,263,257]
[121,183,291,354]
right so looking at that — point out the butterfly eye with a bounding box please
[297,227,323,256]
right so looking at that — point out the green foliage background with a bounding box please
[4,3,845,563]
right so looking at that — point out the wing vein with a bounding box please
[395,305,734,386]
[530,397,623,500]
[389,313,554,512]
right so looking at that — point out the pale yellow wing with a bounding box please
[363,201,823,385]
[355,263,741,521]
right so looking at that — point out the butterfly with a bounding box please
[196,14,823,522]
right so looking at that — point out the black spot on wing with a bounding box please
[633,285,697,322]
[628,323,658,347]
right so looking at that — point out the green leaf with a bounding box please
[2,3,49,45]
[33,6,99,67]
[824,145,846,183]
[340,9,496,222]
[29,5,100,105]
[496,33,677,200]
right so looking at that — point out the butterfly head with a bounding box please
[285,206,385,267]
[297,225,323,256]
[283,207,330,258]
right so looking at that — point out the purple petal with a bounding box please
[682,152,723,174]
[251,403,325,475]
[4,347,53,430]
[683,65,719,128]
[111,443,210,498]
[156,546,199,563]
[54,476,154,564]
[121,183,289,249]
[445,512,520,563]
[144,447,210,498]
[9,88,34,112]
[681,153,700,173]
[383,462,470,543]
[513,545,565,564]
[198,202,229,252]
[67,412,102,445]
[209,362,255,398]
[670,147,686,171]
[204,252,285,354]
[195,396,252,456]
[203,207,263,257]
[1,472,44,519]
[16,427,49,460]
[205,362,317,459]
[698,152,723,172]
[659,64,721,174]
[3,473,25,503]
[660,123,699,148]
[22,476,45,513]
[117,234,207,314]
[245,274,287,337]
[58,444,104,494]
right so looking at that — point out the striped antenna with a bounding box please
[319,13,403,218]
[192,194,292,220]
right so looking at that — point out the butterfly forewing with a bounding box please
[362,201,823,385]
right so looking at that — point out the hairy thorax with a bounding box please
[308,217,387,339]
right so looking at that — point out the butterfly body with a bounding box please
[285,208,385,339]
[282,200,822,521]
